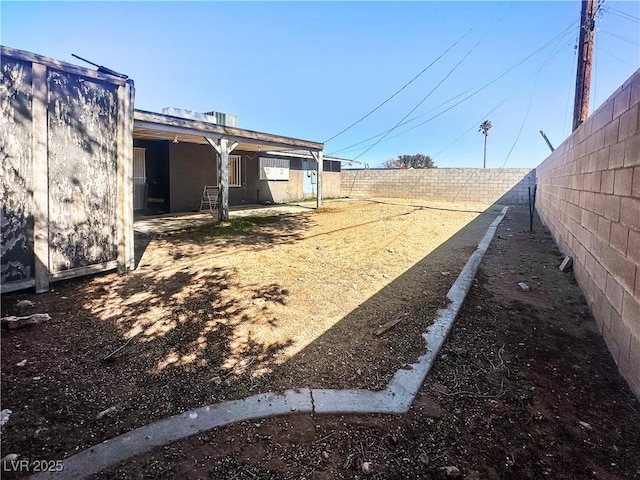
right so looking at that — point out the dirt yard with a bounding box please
[85,205,640,480]
[1,199,502,474]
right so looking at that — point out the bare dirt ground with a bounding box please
[89,205,639,480]
[1,199,500,474]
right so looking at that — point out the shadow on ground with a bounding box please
[88,206,640,480]
[8,202,634,480]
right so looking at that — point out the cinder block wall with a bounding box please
[340,168,535,205]
[536,69,640,398]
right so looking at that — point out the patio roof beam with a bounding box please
[134,110,323,152]
[205,136,221,154]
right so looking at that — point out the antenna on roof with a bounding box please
[71,54,128,79]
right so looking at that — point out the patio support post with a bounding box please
[219,138,229,221]
[205,137,238,222]
[311,150,323,209]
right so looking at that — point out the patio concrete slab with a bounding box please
[134,204,313,234]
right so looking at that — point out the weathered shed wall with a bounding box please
[536,68,640,398]
[1,57,34,287]
[47,69,120,272]
[0,46,134,293]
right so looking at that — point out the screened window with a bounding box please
[259,157,290,181]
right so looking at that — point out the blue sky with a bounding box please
[2,1,638,168]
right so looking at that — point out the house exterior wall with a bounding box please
[256,158,341,203]
[535,68,640,398]
[322,171,342,199]
[168,142,217,213]
[340,168,535,205]
[254,157,304,204]
[319,159,342,199]
[0,46,134,293]
[166,148,340,209]
[236,155,305,205]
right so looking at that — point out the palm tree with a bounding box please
[479,120,492,168]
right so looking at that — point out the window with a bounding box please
[229,155,242,187]
[259,157,290,181]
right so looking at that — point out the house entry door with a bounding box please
[302,159,317,198]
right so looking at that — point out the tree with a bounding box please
[382,154,436,169]
[478,120,492,169]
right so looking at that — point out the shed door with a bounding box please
[133,147,146,210]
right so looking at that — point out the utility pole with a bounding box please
[572,0,597,131]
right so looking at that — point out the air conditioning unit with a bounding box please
[203,111,238,127]
[161,108,238,127]
[162,108,214,123]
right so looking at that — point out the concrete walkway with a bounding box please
[34,207,509,480]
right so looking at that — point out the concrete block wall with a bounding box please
[536,68,640,398]
[341,168,535,205]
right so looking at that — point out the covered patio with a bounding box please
[133,110,325,221]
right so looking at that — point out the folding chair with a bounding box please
[199,185,219,214]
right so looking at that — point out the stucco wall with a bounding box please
[536,69,640,398]
[341,168,535,205]
[322,170,342,199]
[169,142,217,213]
[167,148,341,209]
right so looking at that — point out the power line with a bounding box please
[398,93,513,200]
[598,45,638,66]
[599,29,640,46]
[607,6,640,23]
[357,25,577,150]
[433,94,512,159]
[323,2,512,144]
[348,5,520,161]
[350,41,482,161]
[400,30,573,201]
[326,88,474,156]
[330,17,580,159]
[322,31,470,144]
[496,27,571,172]
[449,72,539,202]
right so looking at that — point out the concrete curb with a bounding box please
[33,206,508,480]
